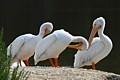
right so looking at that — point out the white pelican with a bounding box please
[74,17,113,70]
[11,60,26,69]
[34,29,88,67]
[7,22,53,66]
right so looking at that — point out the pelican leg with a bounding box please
[19,60,22,67]
[92,62,96,70]
[25,59,29,66]
[54,58,60,67]
[49,58,55,67]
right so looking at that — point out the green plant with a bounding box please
[0,28,30,80]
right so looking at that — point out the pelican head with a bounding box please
[68,36,88,51]
[89,17,105,45]
[76,36,89,51]
[93,17,105,31]
[39,22,53,37]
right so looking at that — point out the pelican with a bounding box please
[74,17,113,70]
[7,22,53,66]
[11,60,26,69]
[34,29,88,67]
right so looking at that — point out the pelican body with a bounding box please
[34,29,88,66]
[7,22,53,66]
[74,17,113,69]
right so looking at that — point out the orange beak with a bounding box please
[44,28,50,37]
[68,42,83,50]
[88,25,101,46]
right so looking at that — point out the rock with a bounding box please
[20,66,120,80]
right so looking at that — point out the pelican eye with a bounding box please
[94,24,96,26]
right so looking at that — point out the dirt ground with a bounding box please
[21,66,120,80]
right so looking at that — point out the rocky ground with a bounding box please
[20,66,120,80]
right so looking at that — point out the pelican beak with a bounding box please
[76,48,82,51]
[44,28,50,37]
[88,25,101,46]
[68,42,83,50]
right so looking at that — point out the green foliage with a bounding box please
[0,28,30,80]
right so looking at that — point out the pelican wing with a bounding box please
[7,37,25,58]
[74,37,104,67]
[34,34,57,60]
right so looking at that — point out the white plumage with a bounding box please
[11,60,26,69]
[74,17,113,69]
[7,22,53,65]
[34,29,88,66]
